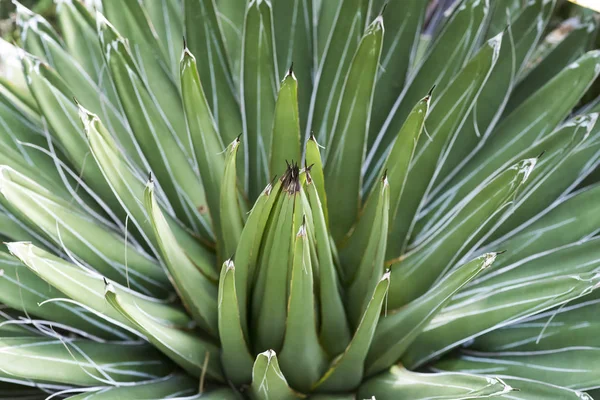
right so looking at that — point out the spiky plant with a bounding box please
[1,0,600,398]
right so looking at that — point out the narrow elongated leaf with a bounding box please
[144,180,218,335]
[0,166,169,297]
[385,34,502,256]
[279,221,328,392]
[104,281,224,380]
[220,138,245,258]
[65,374,197,399]
[500,377,594,400]
[98,16,212,240]
[366,253,497,375]
[388,159,535,308]
[304,174,350,355]
[141,0,183,70]
[0,337,172,387]
[270,70,301,177]
[218,260,254,385]
[367,0,490,170]
[312,272,390,392]
[308,0,369,144]
[305,136,328,225]
[184,0,242,144]
[324,17,383,241]
[241,0,278,200]
[434,346,600,391]
[404,271,600,369]
[250,350,299,400]
[358,366,512,399]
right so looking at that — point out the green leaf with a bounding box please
[218,259,254,386]
[97,16,212,241]
[0,166,169,297]
[184,0,242,144]
[367,0,490,171]
[270,70,301,177]
[304,174,350,355]
[0,337,172,387]
[358,366,513,399]
[241,0,278,200]
[312,271,390,392]
[434,345,600,391]
[279,219,328,392]
[366,253,497,375]
[272,0,313,132]
[308,0,369,145]
[104,279,224,381]
[500,377,594,400]
[144,180,218,335]
[141,0,183,71]
[305,136,328,225]
[324,16,383,241]
[403,269,600,369]
[250,350,300,400]
[220,138,245,259]
[64,374,197,399]
[385,33,502,256]
[388,158,535,308]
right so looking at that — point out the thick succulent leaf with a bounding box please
[312,272,390,392]
[472,291,600,352]
[506,16,598,114]
[304,174,350,355]
[218,260,254,386]
[0,166,169,297]
[305,136,328,225]
[388,158,535,308]
[480,184,600,275]
[430,50,600,220]
[216,0,247,86]
[0,337,172,387]
[279,221,328,392]
[343,176,389,326]
[104,281,224,381]
[181,48,227,250]
[184,0,242,144]
[366,253,498,375]
[220,138,245,259]
[141,0,183,70]
[272,0,313,132]
[500,377,594,400]
[368,0,428,147]
[434,0,554,189]
[250,350,300,400]
[79,107,216,277]
[434,347,600,391]
[367,0,490,171]
[403,270,600,369]
[357,366,512,399]
[241,0,278,200]
[385,33,502,256]
[270,70,301,177]
[233,179,281,337]
[97,16,212,240]
[64,374,197,399]
[308,0,369,144]
[324,16,383,241]
[0,252,129,340]
[144,180,218,334]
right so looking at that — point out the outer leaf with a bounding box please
[324,17,383,241]
[184,0,242,144]
[141,0,183,70]
[241,0,278,200]
[305,136,328,225]
[144,180,218,335]
[388,158,535,308]
[500,378,594,400]
[218,260,254,386]
[358,366,513,399]
[366,253,497,375]
[270,70,301,177]
[216,0,248,86]
[250,350,299,400]
[312,271,390,392]
[220,138,245,258]
[279,221,328,392]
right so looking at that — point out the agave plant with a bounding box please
[1,0,600,398]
